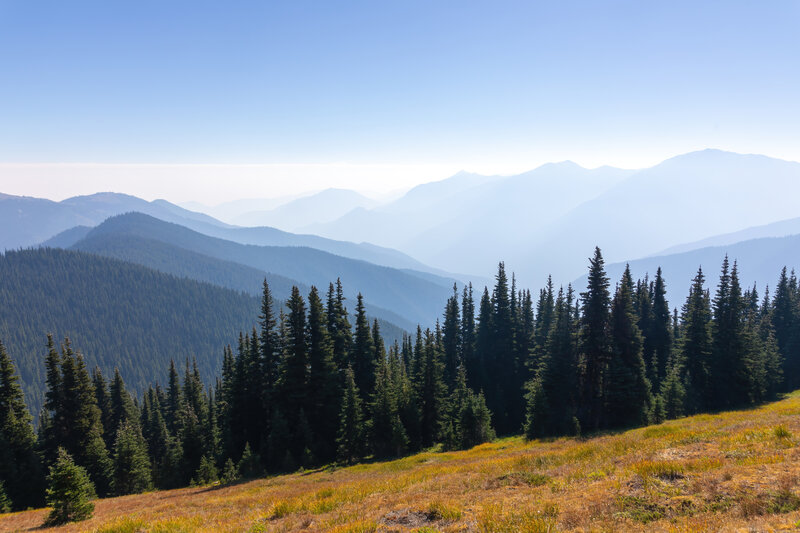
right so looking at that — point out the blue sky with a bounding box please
[0,1,798,201]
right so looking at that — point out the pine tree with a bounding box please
[605,266,652,429]
[194,455,218,485]
[579,247,612,432]
[336,367,364,464]
[0,340,44,509]
[111,419,152,495]
[45,448,96,526]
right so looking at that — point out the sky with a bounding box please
[0,0,798,203]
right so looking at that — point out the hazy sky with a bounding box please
[0,1,798,203]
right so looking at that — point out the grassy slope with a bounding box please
[7,393,800,532]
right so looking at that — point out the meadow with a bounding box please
[6,392,800,532]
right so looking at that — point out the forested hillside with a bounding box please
[0,248,405,418]
[67,213,454,327]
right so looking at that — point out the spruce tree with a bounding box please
[525,286,580,439]
[460,283,476,386]
[579,247,612,432]
[279,287,309,433]
[772,267,799,389]
[605,266,652,429]
[306,286,341,463]
[45,448,96,526]
[442,284,462,388]
[650,268,672,388]
[112,419,152,495]
[327,279,352,371]
[416,329,447,447]
[351,293,376,400]
[680,268,713,414]
[368,357,408,458]
[0,340,44,509]
[336,367,364,464]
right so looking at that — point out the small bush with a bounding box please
[425,500,462,521]
[774,424,792,439]
[633,460,685,481]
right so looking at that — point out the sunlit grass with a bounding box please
[6,394,800,531]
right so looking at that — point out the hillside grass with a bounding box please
[6,393,800,532]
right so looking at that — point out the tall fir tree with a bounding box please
[579,247,612,432]
[0,341,44,509]
[306,286,341,463]
[442,284,462,388]
[351,293,376,400]
[605,266,652,429]
[336,367,364,464]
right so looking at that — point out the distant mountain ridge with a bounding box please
[61,213,458,328]
[0,190,459,279]
[232,188,378,230]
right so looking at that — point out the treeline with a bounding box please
[2,247,800,516]
[0,279,494,513]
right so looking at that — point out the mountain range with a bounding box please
[304,150,800,287]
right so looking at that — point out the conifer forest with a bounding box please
[1,246,798,516]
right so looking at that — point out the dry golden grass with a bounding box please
[7,392,800,532]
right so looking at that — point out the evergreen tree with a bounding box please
[460,283,476,386]
[336,367,364,464]
[416,329,447,447]
[52,341,112,496]
[368,357,408,458]
[306,286,341,463]
[490,262,518,434]
[772,267,799,389]
[531,277,555,374]
[605,266,652,429]
[442,284,462,387]
[111,419,152,495]
[265,408,292,473]
[0,341,44,509]
[471,288,493,396]
[279,287,309,433]
[0,481,10,513]
[525,286,580,439]
[579,247,613,432]
[649,268,672,388]
[237,442,262,479]
[109,368,138,439]
[351,293,376,399]
[92,367,113,450]
[710,258,749,408]
[680,268,713,414]
[45,448,96,526]
[327,279,352,371]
